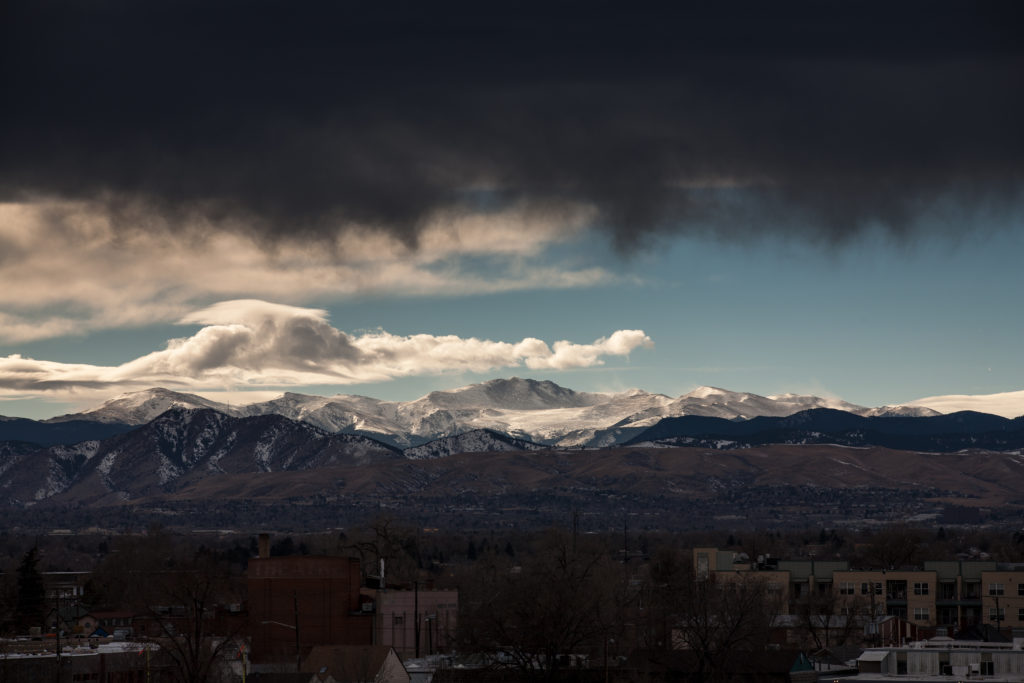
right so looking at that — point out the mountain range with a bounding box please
[626,408,1024,451]
[37,378,941,448]
[4,378,1024,528]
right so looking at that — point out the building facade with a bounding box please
[695,548,1024,635]
[248,555,373,663]
[365,588,458,658]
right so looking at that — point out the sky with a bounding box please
[1,1,1023,419]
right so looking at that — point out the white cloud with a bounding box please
[0,299,653,399]
[0,198,607,342]
[907,390,1024,419]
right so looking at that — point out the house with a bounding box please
[92,610,137,637]
[42,571,90,601]
[45,602,94,637]
[301,645,409,683]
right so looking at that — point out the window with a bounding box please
[860,581,882,595]
[392,615,404,625]
[980,661,994,676]
[913,607,930,621]
[989,607,1005,621]
[1018,608,1024,622]
[989,583,1005,596]
[839,582,855,595]
[1018,583,1024,596]
[914,582,929,595]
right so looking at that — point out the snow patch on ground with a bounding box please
[156,454,181,485]
[97,451,119,475]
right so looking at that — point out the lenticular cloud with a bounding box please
[0,299,653,397]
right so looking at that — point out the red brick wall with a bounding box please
[248,557,372,662]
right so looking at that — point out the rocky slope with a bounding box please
[2,408,401,506]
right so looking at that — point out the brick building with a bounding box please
[248,555,373,663]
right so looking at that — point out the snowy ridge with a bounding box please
[48,388,234,424]
[862,405,942,418]
[44,378,1021,450]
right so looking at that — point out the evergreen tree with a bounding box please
[15,547,45,631]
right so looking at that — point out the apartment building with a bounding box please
[694,548,1024,635]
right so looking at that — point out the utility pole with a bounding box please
[55,591,61,682]
[622,515,629,564]
[414,581,420,658]
[994,595,1002,639]
[293,591,301,672]
[572,509,579,553]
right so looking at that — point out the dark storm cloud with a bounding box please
[2,0,1022,247]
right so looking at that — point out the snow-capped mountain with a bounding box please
[47,387,231,424]
[40,378,969,448]
[862,405,942,418]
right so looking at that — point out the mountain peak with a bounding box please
[47,387,229,425]
[416,376,597,411]
[682,386,737,400]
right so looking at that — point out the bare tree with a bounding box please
[344,516,420,586]
[634,545,692,652]
[795,587,864,651]
[89,531,244,683]
[458,529,630,681]
[671,571,777,683]
[862,525,923,569]
[144,553,245,683]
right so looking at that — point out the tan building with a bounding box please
[694,547,845,616]
[693,548,1024,636]
[980,570,1024,633]
[833,569,938,625]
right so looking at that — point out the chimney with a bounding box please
[258,533,270,559]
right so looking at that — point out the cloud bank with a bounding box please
[908,389,1024,419]
[0,300,653,399]
[1,1,1021,252]
[0,200,605,342]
